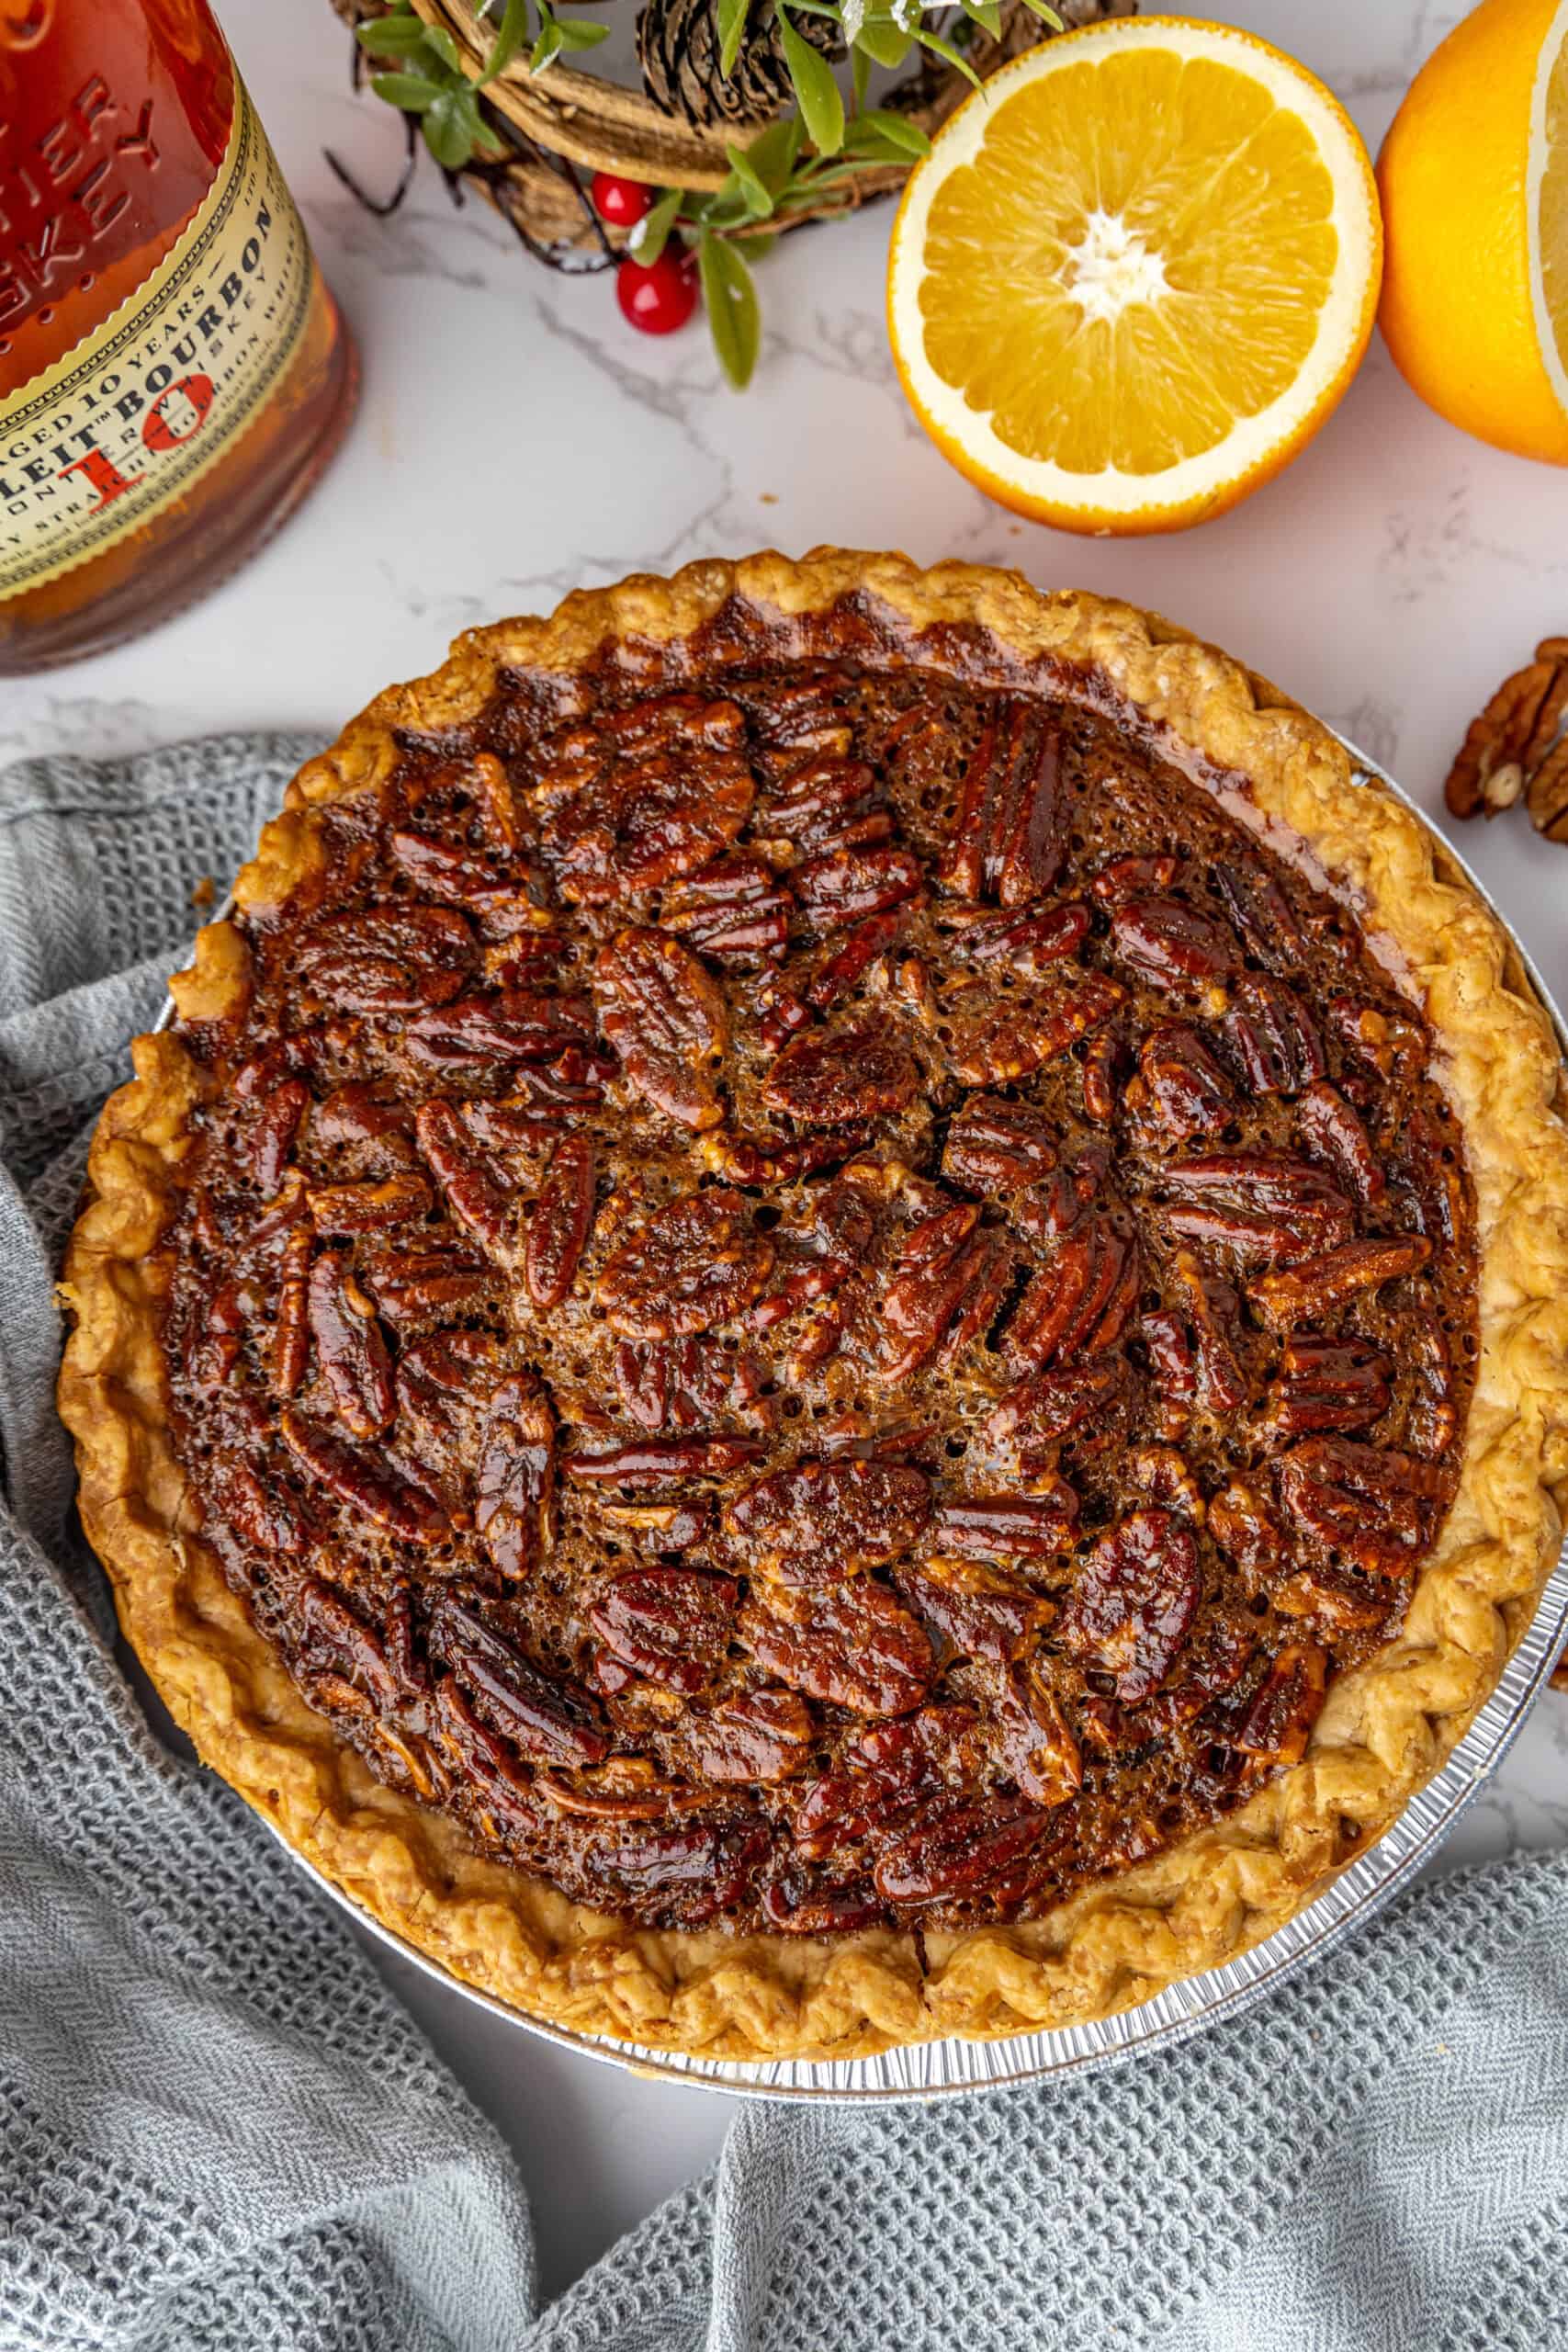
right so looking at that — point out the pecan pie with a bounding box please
[60,552,1568,2059]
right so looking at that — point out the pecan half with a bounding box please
[984,1359,1124,1452]
[474,1374,555,1579]
[1259,1335,1392,1440]
[1091,853,1179,906]
[1295,1080,1384,1204]
[939,703,1066,905]
[1231,1642,1327,1765]
[434,1596,607,1767]
[280,1406,448,1543]
[947,970,1125,1088]
[297,906,474,1014]
[1128,1023,1236,1140]
[1159,1151,1354,1263]
[687,1689,817,1783]
[1276,1435,1447,1577]
[305,1173,434,1235]
[724,1458,931,1578]
[1055,1509,1201,1704]
[1222,977,1325,1097]
[898,1555,1048,1664]
[756,752,886,851]
[931,1487,1078,1560]
[761,1017,919,1126]
[587,1566,740,1693]
[596,1188,775,1337]
[942,1094,1057,1193]
[594,926,728,1132]
[613,1336,765,1432]
[525,1134,595,1309]
[415,1099,514,1260]
[565,1435,764,1488]
[1003,1221,1139,1375]
[872,1201,1014,1381]
[1213,860,1309,970]
[873,1791,1065,1905]
[1247,1235,1432,1330]
[1109,897,1239,993]
[1169,1250,1247,1412]
[403,987,592,1070]
[806,908,905,1012]
[661,853,793,963]
[307,1252,395,1438]
[739,1579,935,1717]
[793,842,923,928]
[993,1665,1083,1807]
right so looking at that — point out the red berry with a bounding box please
[616,249,697,336]
[592,172,653,228]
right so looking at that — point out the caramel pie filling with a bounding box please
[161,605,1476,1936]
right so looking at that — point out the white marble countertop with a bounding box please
[15,0,1568,2302]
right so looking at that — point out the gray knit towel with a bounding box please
[3,736,1567,2352]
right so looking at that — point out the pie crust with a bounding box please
[58,549,1568,2059]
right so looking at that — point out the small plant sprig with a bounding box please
[355,0,608,166]
[721,0,1064,134]
[628,108,929,387]
[352,0,1066,386]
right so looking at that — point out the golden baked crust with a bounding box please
[59,549,1568,2059]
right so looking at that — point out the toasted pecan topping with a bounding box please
[164,636,1475,1936]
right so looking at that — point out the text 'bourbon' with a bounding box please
[0,0,358,673]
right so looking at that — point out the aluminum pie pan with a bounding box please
[158,734,1568,2100]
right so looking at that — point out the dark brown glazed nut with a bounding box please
[1055,1510,1201,1704]
[762,1016,920,1126]
[534,695,754,901]
[739,1580,935,1717]
[596,1189,775,1337]
[938,702,1067,904]
[1109,897,1240,993]
[587,1566,739,1693]
[594,927,728,1131]
[162,627,1478,1939]
[724,1458,931,1578]
[296,907,475,1014]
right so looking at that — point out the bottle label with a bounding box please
[0,81,317,603]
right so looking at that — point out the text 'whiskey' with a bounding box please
[0,0,358,673]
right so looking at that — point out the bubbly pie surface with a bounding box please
[60,553,1568,2056]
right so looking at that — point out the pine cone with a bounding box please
[637,0,841,130]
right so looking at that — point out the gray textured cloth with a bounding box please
[4,736,1568,2352]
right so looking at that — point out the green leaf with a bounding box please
[717,0,750,78]
[777,7,844,156]
[421,22,465,72]
[841,106,929,158]
[957,0,1002,35]
[370,69,444,111]
[1014,0,1065,23]
[530,8,563,71]
[724,141,777,218]
[555,17,609,47]
[481,0,532,80]
[423,87,481,164]
[851,40,871,110]
[697,232,761,390]
[628,184,683,266]
[739,229,778,259]
[741,114,804,193]
[851,15,912,68]
[355,17,437,59]
[913,25,982,85]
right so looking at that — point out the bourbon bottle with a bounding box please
[0,0,358,673]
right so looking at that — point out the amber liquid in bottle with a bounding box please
[0,0,357,673]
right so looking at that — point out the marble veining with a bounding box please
[11,0,1566,2298]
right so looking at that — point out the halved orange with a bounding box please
[1378,0,1568,465]
[887,17,1382,535]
